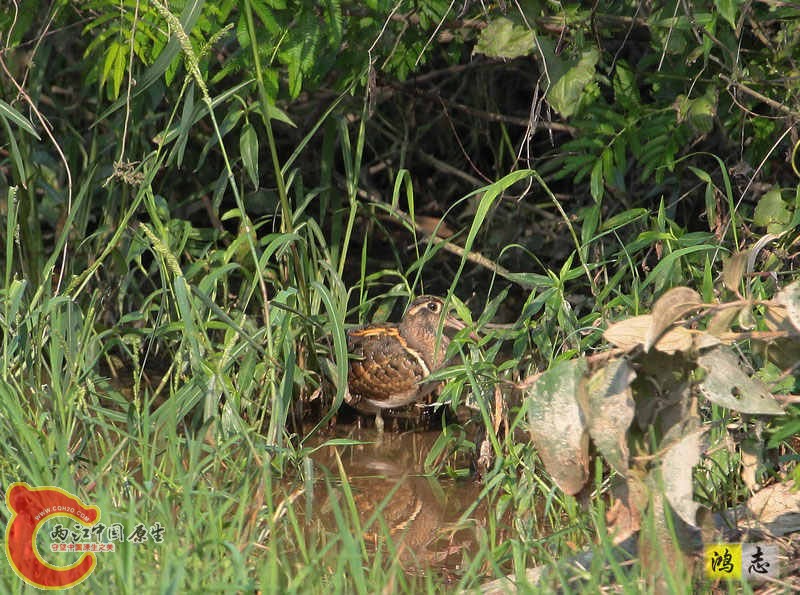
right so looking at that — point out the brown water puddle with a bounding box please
[294,426,487,576]
[99,366,506,577]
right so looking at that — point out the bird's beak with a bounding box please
[443,314,465,331]
[443,314,479,342]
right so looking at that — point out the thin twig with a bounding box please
[719,73,800,117]
[364,198,527,286]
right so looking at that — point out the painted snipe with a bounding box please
[345,295,470,430]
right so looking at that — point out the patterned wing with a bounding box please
[347,326,430,407]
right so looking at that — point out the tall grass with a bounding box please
[0,2,797,593]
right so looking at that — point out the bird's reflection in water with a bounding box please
[301,426,483,576]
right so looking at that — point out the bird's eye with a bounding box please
[427,301,440,312]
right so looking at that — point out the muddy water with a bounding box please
[295,426,486,576]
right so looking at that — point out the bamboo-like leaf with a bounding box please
[443,169,537,297]
[0,380,51,485]
[641,245,716,290]
[95,0,207,123]
[0,117,27,188]
[590,158,604,202]
[174,275,202,369]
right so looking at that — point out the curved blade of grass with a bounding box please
[0,99,41,139]
[190,283,263,353]
[442,169,538,297]
[0,379,52,485]
[303,282,347,441]
[641,244,718,290]
[331,451,369,590]
[1,117,28,185]
[4,185,18,288]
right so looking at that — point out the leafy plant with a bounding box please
[522,279,798,587]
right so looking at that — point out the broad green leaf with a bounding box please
[676,90,716,133]
[754,188,792,233]
[546,48,599,118]
[472,17,535,59]
[714,0,743,29]
[689,93,716,133]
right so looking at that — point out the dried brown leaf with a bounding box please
[763,304,792,332]
[706,305,740,337]
[777,280,800,333]
[526,358,589,495]
[691,330,721,350]
[737,305,756,330]
[764,337,800,371]
[415,215,454,238]
[633,352,693,431]
[604,315,650,351]
[742,480,800,537]
[740,440,762,491]
[662,426,706,527]
[582,358,636,475]
[697,347,784,415]
[652,326,694,354]
[722,251,748,294]
[645,287,703,352]
[606,475,646,544]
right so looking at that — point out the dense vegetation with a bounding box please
[1,0,798,592]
